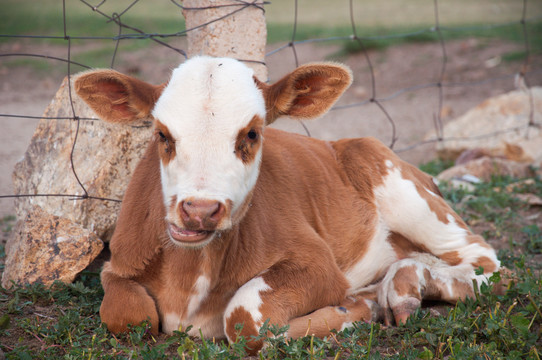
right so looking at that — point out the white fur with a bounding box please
[385,159,394,169]
[186,275,211,319]
[339,321,354,331]
[374,167,497,264]
[425,187,439,198]
[344,214,396,291]
[162,312,181,334]
[153,57,266,227]
[223,276,271,341]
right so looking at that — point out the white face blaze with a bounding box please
[152,57,266,245]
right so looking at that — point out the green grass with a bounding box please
[0,0,186,39]
[419,158,455,177]
[3,0,541,46]
[1,174,541,359]
[325,20,542,57]
[5,0,540,38]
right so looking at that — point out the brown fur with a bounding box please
[154,120,176,165]
[234,115,264,164]
[74,69,165,123]
[255,63,352,124]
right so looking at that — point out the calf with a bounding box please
[75,57,502,354]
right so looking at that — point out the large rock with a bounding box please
[432,87,542,163]
[13,76,152,241]
[2,205,103,288]
[5,76,152,286]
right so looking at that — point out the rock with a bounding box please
[12,75,152,241]
[430,87,542,163]
[514,193,542,206]
[505,178,536,193]
[445,179,476,192]
[437,156,535,183]
[5,75,152,286]
[1,205,104,288]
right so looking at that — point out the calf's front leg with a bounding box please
[287,289,382,338]
[100,262,159,334]
[223,258,349,355]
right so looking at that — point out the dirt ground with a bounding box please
[0,37,540,221]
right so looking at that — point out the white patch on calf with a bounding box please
[425,187,439,198]
[339,322,354,331]
[443,214,500,270]
[223,276,271,341]
[152,57,266,225]
[186,275,211,320]
[345,215,396,291]
[374,167,470,256]
[385,159,394,169]
[163,312,181,334]
[377,255,427,312]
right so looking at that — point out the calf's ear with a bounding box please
[256,63,353,125]
[74,70,165,123]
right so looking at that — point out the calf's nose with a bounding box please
[180,199,225,230]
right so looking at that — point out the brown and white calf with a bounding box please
[75,56,502,354]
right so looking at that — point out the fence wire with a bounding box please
[0,0,540,205]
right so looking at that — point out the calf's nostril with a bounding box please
[181,199,224,225]
[210,202,225,221]
[180,201,190,220]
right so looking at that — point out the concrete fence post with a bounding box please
[181,0,268,81]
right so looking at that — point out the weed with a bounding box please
[419,158,454,177]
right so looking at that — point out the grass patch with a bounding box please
[328,20,542,57]
[0,0,186,40]
[419,158,455,177]
[4,0,541,48]
[1,175,541,358]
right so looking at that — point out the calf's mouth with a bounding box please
[167,222,216,247]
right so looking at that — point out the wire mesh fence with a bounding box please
[0,0,541,213]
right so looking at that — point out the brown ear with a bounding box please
[256,63,352,125]
[74,70,165,123]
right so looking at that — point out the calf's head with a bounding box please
[75,57,352,248]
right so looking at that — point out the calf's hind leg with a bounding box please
[335,137,500,278]
[378,253,497,325]
[100,262,159,334]
[372,152,501,280]
[373,165,506,324]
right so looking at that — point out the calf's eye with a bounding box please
[247,129,258,141]
[158,130,167,142]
